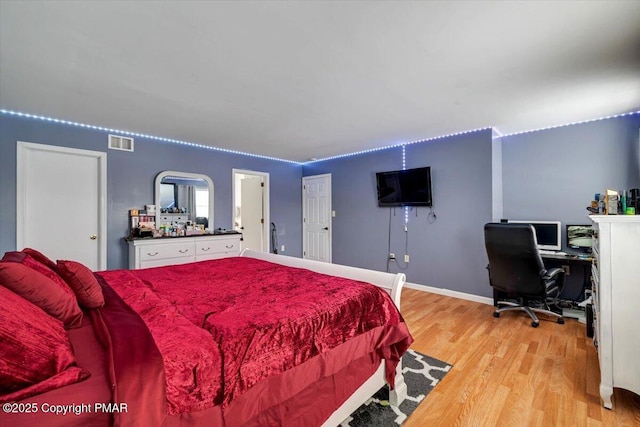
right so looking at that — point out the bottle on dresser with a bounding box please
[629,188,639,215]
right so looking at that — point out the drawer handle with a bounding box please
[225,244,234,249]
[147,252,159,257]
[201,247,211,252]
[179,249,189,254]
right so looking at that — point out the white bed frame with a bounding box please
[240,250,408,426]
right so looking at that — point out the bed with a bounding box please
[0,248,412,426]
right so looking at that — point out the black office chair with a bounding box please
[484,223,565,328]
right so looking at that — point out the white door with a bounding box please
[232,169,270,253]
[302,174,331,262]
[17,142,107,270]
[240,177,264,251]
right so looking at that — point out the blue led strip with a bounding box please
[402,144,406,170]
[308,126,492,164]
[495,111,640,138]
[402,145,408,225]
[0,109,300,165]
[3,109,638,164]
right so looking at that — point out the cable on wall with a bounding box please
[386,206,410,272]
[428,206,437,223]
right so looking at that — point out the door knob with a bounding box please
[323,227,329,230]
[90,234,98,240]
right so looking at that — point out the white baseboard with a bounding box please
[404,282,494,306]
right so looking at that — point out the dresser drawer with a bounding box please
[195,238,239,255]
[129,235,242,269]
[139,242,193,261]
[156,214,188,222]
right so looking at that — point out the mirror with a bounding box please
[154,171,214,230]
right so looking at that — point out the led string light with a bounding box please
[0,109,300,165]
[402,145,409,225]
[310,110,639,162]
[401,144,407,170]
[307,126,492,164]
[495,111,640,138]
[492,128,504,139]
[3,109,638,164]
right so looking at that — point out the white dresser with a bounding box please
[590,215,640,409]
[128,234,242,269]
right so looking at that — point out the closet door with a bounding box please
[17,142,106,270]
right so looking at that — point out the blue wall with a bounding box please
[2,112,638,297]
[502,114,640,299]
[304,129,495,297]
[304,115,639,298]
[502,114,640,230]
[0,115,303,269]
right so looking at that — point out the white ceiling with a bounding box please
[1,1,639,162]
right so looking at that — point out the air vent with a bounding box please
[108,134,134,152]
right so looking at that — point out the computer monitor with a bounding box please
[507,220,562,251]
[566,224,593,251]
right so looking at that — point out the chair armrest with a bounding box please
[544,268,565,280]
[544,267,566,298]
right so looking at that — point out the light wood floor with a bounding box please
[401,288,640,427]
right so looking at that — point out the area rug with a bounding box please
[341,349,452,426]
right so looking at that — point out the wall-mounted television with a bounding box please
[375,166,432,207]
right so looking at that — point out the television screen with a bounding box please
[566,224,593,250]
[376,167,432,207]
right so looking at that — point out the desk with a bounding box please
[540,252,592,263]
[541,252,592,326]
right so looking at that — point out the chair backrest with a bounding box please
[484,223,547,297]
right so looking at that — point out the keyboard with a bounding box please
[539,250,567,256]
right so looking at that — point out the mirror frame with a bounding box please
[154,171,214,228]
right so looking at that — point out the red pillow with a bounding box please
[56,260,105,309]
[0,262,83,329]
[22,247,58,271]
[2,251,75,297]
[0,285,90,402]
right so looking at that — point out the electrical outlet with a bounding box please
[389,253,395,260]
[404,254,410,263]
[281,245,285,252]
[561,265,570,276]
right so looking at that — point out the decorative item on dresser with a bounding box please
[127,233,242,269]
[589,215,640,409]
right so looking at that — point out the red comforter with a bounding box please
[95,257,413,426]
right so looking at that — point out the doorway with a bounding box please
[17,141,107,270]
[302,174,332,262]
[232,169,270,252]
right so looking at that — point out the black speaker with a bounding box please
[586,303,594,338]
